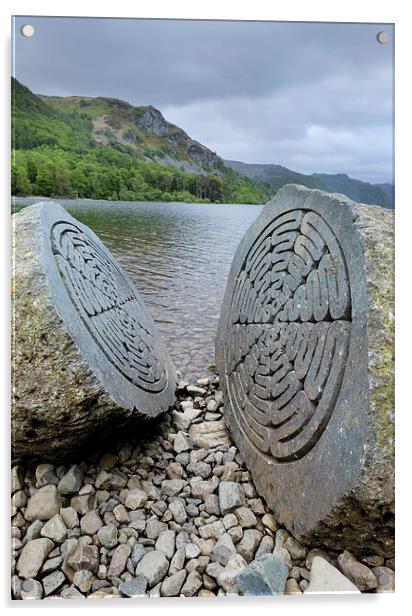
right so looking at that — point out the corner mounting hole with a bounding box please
[376,31,390,44]
[21,24,34,38]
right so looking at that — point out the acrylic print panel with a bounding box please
[11,16,394,599]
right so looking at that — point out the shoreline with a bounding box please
[11,195,265,207]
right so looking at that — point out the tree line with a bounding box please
[12,144,270,204]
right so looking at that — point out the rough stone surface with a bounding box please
[285,578,302,595]
[216,184,394,556]
[305,556,360,594]
[210,533,237,566]
[35,463,58,487]
[97,525,118,549]
[131,543,146,568]
[42,570,65,596]
[161,570,187,597]
[181,570,203,597]
[17,538,54,579]
[60,586,85,599]
[372,566,395,592]
[218,482,245,515]
[217,554,248,593]
[60,507,78,529]
[73,569,94,593]
[119,576,148,597]
[235,506,257,529]
[156,530,176,560]
[173,431,192,453]
[11,465,25,493]
[107,544,131,578]
[40,514,67,543]
[80,510,103,536]
[12,202,177,460]
[125,489,147,510]
[67,545,99,573]
[135,551,169,587]
[188,421,231,449]
[337,550,378,591]
[20,578,43,600]
[25,485,61,521]
[236,553,289,595]
[168,499,187,524]
[57,465,83,495]
[236,529,262,562]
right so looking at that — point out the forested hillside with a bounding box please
[11,78,393,207]
[11,79,271,204]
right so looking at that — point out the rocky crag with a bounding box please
[11,375,394,600]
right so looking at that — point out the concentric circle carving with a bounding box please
[50,221,168,393]
[223,209,351,461]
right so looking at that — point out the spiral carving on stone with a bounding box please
[50,221,168,393]
[223,209,351,462]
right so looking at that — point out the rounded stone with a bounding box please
[40,513,67,543]
[73,569,95,594]
[25,485,61,522]
[161,570,187,597]
[216,184,394,556]
[20,578,44,600]
[135,550,169,587]
[80,511,103,536]
[12,202,177,460]
[125,489,147,510]
[16,538,54,579]
[97,525,118,549]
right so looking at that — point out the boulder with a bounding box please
[12,202,177,460]
[216,184,394,556]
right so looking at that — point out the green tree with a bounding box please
[35,162,56,195]
[11,163,31,195]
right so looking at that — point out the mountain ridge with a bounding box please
[224,159,394,209]
[38,92,224,176]
[11,77,394,207]
[11,78,267,203]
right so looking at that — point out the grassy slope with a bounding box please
[11,78,271,204]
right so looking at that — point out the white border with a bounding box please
[1,1,409,615]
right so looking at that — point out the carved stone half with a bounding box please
[12,202,177,460]
[216,184,394,556]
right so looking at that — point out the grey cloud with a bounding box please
[13,16,394,182]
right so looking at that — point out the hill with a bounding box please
[224,160,394,208]
[40,94,224,175]
[11,78,393,207]
[11,78,269,204]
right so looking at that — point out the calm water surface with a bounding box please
[13,198,262,380]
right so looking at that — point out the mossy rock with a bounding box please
[12,202,177,461]
[216,184,394,556]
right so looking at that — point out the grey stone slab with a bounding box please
[216,184,394,556]
[12,202,177,460]
[236,553,289,596]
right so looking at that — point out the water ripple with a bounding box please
[13,198,262,380]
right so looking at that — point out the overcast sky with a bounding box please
[13,17,394,183]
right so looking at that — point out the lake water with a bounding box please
[12,198,263,380]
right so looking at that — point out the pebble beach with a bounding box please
[11,374,395,599]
